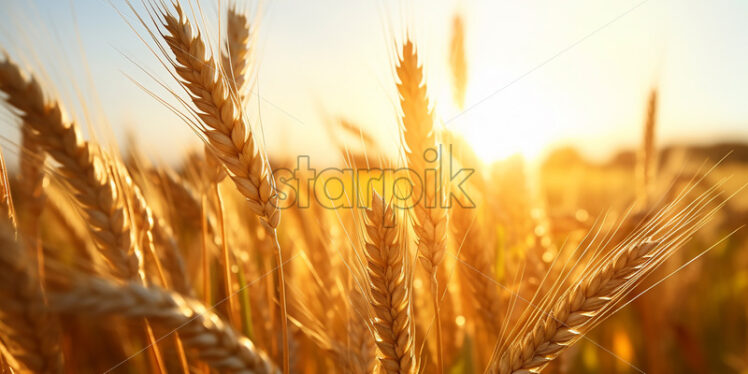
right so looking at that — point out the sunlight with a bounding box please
[459,121,547,162]
[442,67,556,163]
[451,102,553,163]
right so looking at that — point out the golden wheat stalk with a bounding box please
[156,3,279,229]
[121,171,192,373]
[48,276,279,373]
[151,3,289,371]
[0,57,175,372]
[0,148,16,232]
[222,5,253,95]
[396,40,448,274]
[363,192,415,374]
[18,127,48,281]
[448,14,467,110]
[638,88,658,207]
[151,218,192,295]
[494,241,660,374]
[0,58,139,279]
[396,39,448,372]
[18,127,46,222]
[347,287,377,374]
[288,286,375,374]
[203,148,241,330]
[0,226,62,373]
[490,182,724,374]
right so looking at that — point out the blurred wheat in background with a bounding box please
[0,0,746,373]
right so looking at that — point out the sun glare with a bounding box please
[459,122,547,162]
[451,104,552,163]
[442,71,556,163]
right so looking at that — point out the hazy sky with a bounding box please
[1,0,748,165]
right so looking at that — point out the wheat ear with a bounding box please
[396,40,448,274]
[157,3,279,228]
[364,192,415,374]
[0,226,62,373]
[223,5,253,95]
[637,88,658,207]
[448,15,467,110]
[396,39,448,372]
[48,276,278,374]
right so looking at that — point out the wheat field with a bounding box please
[0,1,746,373]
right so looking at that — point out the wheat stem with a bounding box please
[269,229,290,374]
[214,182,240,329]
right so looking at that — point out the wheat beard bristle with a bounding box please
[364,192,415,374]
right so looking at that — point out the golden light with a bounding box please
[446,82,555,163]
[458,121,549,162]
[455,315,466,327]
[612,328,635,370]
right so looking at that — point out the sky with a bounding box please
[1,0,747,166]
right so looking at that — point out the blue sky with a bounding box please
[1,0,748,164]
